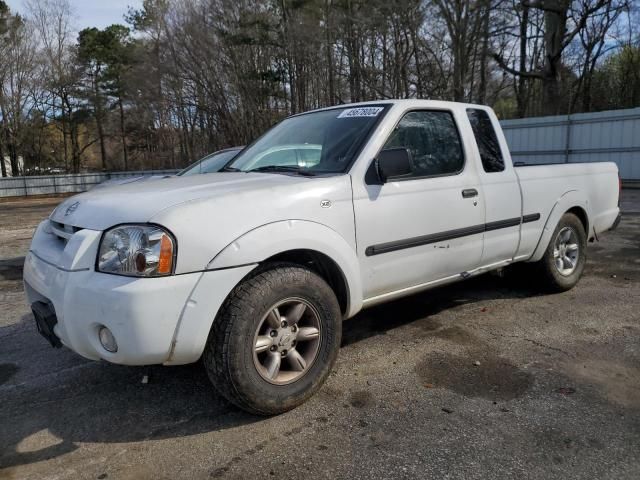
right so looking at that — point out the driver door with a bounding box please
[353,108,485,300]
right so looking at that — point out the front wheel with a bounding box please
[533,212,587,292]
[202,264,342,415]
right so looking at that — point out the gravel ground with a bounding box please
[0,191,638,480]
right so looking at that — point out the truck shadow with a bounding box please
[0,272,541,470]
[342,272,542,346]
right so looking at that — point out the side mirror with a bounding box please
[375,147,412,183]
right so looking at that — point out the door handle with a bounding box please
[462,188,478,198]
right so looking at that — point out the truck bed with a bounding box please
[515,161,620,259]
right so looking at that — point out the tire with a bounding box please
[202,263,342,415]
[533,212,587,292]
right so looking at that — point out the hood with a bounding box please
[51,171,356,274]
[51,172,319,230]
[92,175,172,189]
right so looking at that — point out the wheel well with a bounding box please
[566,206,589,237]
[263,249,349,315]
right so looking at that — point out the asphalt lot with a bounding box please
[1,191,639,480]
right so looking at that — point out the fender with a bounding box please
[528,190,591,263]
[207,220,364,318]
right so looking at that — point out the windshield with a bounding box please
[178,149,240,176]
[227,105,389,174]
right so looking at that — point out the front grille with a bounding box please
[49,220,81,244]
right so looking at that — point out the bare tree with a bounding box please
[572,0,627,111]
[0,9,38,176]
[26,0,80,170]
[493,0,619,114]
[0,0,636,175]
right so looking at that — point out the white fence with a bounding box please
[500,107,640,181]
[0,170,179,198]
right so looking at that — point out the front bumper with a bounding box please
[24,249,256,366]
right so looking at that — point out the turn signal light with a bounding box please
[158,234,173,274]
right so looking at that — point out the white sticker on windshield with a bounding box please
[337,107,384,118]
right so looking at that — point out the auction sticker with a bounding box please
[337,107,384,118]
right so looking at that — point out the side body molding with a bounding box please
[528,189,591,263]
[207,220,364,318]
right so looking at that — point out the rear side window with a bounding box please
[382,110,464,178]
[466,109,505,173]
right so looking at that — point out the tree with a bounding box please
[27,0,79,171]
[493,0,619,115]
[431,0,486,102]
[0,0,636,177]
[590,45,640,110]
[573,0,627,111]
[0,0,9,177]
[0,5,38,176]
[77,24,134,170]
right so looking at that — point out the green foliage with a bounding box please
[78,25,132,72]
[492,97,517,120]
[77,24,134,99]
[591,45,640,110]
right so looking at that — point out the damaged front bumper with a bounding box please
[23,220,256,366]
[609,212,622,231]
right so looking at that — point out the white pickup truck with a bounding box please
[24,100,621,414]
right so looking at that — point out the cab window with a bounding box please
[382,110,464,178]
[466,108,505,173]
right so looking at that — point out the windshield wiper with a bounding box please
[246,165,316,176]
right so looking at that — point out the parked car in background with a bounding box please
[236,144,322,170]
[177,147,244,176]
[93,147,243,189]
[24,100,621,416]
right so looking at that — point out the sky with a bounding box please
[5,0,143,30]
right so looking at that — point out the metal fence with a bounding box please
[0,170,180,198]
[500,107,640,180]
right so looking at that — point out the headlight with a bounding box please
[97,224,176,277]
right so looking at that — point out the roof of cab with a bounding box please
[290,99,491,118]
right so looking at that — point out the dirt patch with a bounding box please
[0,363,19,386]
[349,390,374,408]
[0,258,24,281]
[560,358,640,409]
[417,351,533,401]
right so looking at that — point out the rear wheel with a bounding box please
[533,213,587,292]
[202,264,342,415]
